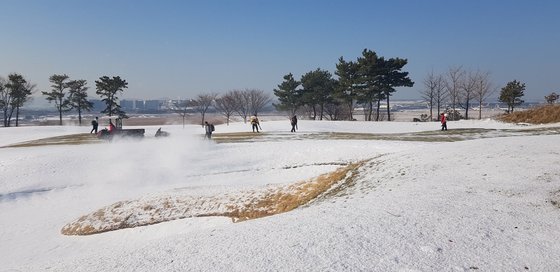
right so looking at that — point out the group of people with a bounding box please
[90,112,448,141]
[90,117,115,134]
[202,115,296,140]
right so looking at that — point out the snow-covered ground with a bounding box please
[1,119,560,271]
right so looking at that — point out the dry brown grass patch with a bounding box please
[61,161,366,235]
[1,133,102,148]
[498,104,560,124]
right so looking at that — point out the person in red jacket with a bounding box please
[108,119,116,133]
[440,113,447,131]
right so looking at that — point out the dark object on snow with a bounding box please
[204,121,214,139]
[155,128,170,137]
[90,117,99,134]
[97,118,145,140]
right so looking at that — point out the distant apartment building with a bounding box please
[120,100,135,110]
[144,100,161,111]
[91,100,105,112]
[120,99,145,111]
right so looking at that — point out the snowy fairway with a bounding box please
[1,119,560,271]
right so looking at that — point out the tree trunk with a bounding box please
[16,106,20,127]
[375,99,381,121]
[368,101,373,121]
[78,108,82,125]
[348,100,353,121]
[478,100,482,120]
[386,95,391,121]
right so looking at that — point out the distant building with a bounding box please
[91,100,105,112]
[144,100,161,111]
[120,100,135,110]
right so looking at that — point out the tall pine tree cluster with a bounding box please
[274,49,414,121]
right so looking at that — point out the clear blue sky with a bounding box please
[1,0,559,102]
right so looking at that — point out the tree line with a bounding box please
[274,48,414,121]
[1,73,129,127]
[420,66,495,121]
[422,66,560,121]
[172,89,272,127]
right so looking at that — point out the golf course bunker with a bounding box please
[61,161,365,235]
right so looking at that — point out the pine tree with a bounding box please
[5,74,33,127]
[356,49,384,121]
[66,79,93,125]
[300,68,335,120]
[335,57,359,120]
[273,73,301,116]
[95,76,128,118]
[42,74,70,125]
[499,80,525,113]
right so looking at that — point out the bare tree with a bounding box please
[172,99,194,128]
[445,66,465,120]
[247,88,271,116]
[422,71,448,121]
[194,93,218,126]
[460,70,478,120]
[421,71,437,120]
[215,91,237,125]
[433,74,448,120]
[472,71,494,119]
[231,89,251,123]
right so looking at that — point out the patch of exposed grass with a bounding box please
[1,133,102,148]
[61,161,366,235]
[498,104,560,124]
[211,132,266,143]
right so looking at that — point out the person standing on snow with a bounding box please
[440,113,447,131]
[108,119,116,133]
[250,115,260,133]
[290,115,298,132]
[90,117,99,134]
[204,121,214,139]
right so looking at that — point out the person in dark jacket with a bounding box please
[90,117,99,134]
[290,115,298,132]
[204,121,214,139]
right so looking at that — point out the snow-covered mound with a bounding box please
[61,161,363,235]
[2,120,560,271]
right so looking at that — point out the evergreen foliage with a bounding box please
[545,92,559,104]
[335,57,359,120]
[300,68,335,120]
[66,79,93,125]
[42,74,70,125]
[4,73,34,127]
[95,76,128,118]
[273,73,301,116]
[499,80,525,113]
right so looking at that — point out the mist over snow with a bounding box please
[1,119,560,271]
